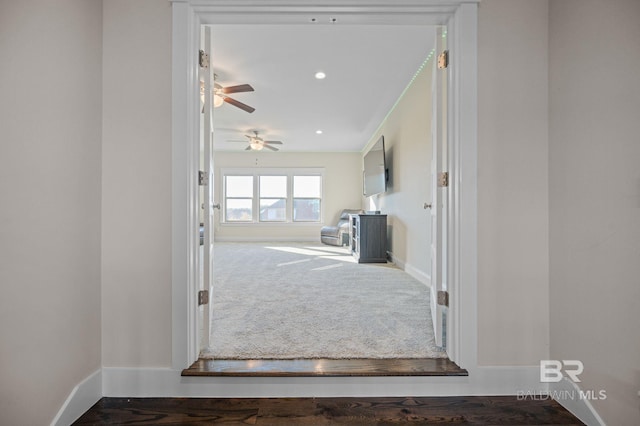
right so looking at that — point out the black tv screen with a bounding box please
[363,135,387,197]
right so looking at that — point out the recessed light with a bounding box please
[316,130,323,135]
[314,71,326,80]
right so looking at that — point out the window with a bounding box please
[221,168,324,224]
[293,175,321,222]
[259,175,287,222]
[224,175,253,222]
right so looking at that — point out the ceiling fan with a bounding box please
[200,75,255,113]
[229,131,283,151]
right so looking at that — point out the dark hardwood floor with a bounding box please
[182,358,468,377]
[74,396,584,425]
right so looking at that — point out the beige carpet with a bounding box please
[202,242,446,359]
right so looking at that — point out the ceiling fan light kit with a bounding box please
[249,143,263,151]
[201,73,256,113]
[214,82,255,113]
[229,131,283,152]
[213,94,225,107]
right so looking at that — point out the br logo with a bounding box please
[540,360,583,383]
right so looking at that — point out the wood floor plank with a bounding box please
[74,398,261,425]
[73,397,584,425]
[182,357,468,377]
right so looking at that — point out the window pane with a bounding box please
[293,175,321,198]
[260,198,286,221]
[226,176,253,197]
[226,199,252,221]
[259,175,287,198]
[293,199,320,221]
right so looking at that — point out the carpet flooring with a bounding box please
[202,242,446,359]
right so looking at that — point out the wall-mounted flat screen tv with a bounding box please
[363,135,388,197]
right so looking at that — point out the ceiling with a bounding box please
[209,24,435,153]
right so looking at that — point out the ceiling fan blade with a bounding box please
[244,146,252,151]
[223,97,255,113]
[214,82,223,90]
[227,140,250,143]
[264,141,283,145]
[263,144,279,151]
[222,84,254,94]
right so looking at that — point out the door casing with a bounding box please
[171,0,478,371]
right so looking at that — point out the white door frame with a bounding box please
[198,25,214,353]
[171,0,478,371]
[430,25,446,349]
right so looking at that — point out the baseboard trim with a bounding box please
[50,368,102,426]
[550,378,605,426]
[102,365,544,398]
[405,263,431,288]
[53,367,600,423]
[388,252,431,288]
[387,251,403,269]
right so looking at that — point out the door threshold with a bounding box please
[182,357,468,377]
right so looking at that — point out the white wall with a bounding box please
[213,151,362,241]
[0,0,103,424]
[549,0,640,424]
[365,57,433,280]
[101,0,172,367]
[477,0,550,366]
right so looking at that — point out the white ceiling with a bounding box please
[210,24,435,152]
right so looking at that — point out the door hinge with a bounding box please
[199,49,209,68]
[437,290,449,307]
[438,171,449,188]
[437,50,449,69]
[198,170,208,186]
[198,289,209,306]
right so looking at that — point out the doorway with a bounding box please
[171,1,479,373]
[200,23,445,363]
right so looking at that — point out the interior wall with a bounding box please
[549,0,640,424]
[95,0,626,388]
[96,0,554,374]
[213,151,362,241]
[365,56,433,280]
[477,0,550,365]
[101,0,173,367]
[0,0,103,424]
[10,1,639,422]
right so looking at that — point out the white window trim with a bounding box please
[220,167,325,225]
[222,174,254,223]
